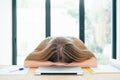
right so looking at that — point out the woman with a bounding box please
[24,36,97,68]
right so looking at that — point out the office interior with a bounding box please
[0,0,120,66]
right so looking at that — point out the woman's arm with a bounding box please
[24,60,69,68]
[66,57,97,68]
[24,57,97,68]
[24,60,55,68]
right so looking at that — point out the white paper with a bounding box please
[109,59,120,69]
[91,65,120,73]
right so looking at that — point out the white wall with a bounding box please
[0,0,12,65]
[117,0,120,60]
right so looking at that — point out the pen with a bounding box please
[9,68,24,73]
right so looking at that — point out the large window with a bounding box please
[51,0,79,37]
[0,0,12,65]
[17,0,45,64]
[15,0,115,65]
[85,0,112,64]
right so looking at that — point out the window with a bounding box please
[51,0,79,37]
[117,0,120,60]
[85,0,112,64]
[17,0,45,64]
[0,0,12,65]
[14,0,116,65]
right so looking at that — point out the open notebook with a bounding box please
[35,66,83,75]
[87,59,120,74]
[87,65,120,74]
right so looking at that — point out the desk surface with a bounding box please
[0,65,120,80]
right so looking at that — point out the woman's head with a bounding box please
[39,37,94,63]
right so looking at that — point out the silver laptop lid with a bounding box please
[35,66,83,75]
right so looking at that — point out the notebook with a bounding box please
[35,66,83,75]
[87,64,120,74]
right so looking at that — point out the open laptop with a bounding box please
[35,66,83,75]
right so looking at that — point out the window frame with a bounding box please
[46,0,51,37]
[12,0,17,65]
[112,0,117,59]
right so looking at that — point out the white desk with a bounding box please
[0,65,120,80]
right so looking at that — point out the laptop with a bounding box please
[35,66,83,75]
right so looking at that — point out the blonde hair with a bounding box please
[33,37,95,63]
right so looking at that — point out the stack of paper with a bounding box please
[87,65,120,74]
